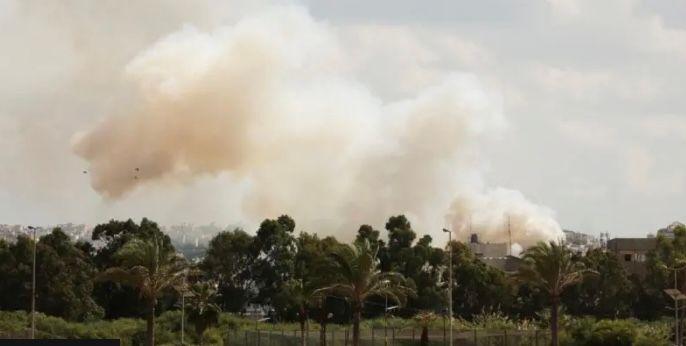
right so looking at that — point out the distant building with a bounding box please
[480,256,524,274]
[468,234,508,257]
[467,234,521,273]
[606,238,657,277]
[563,229,600,255]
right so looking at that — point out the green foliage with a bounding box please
[642,224,686,319]
[471,310,518,331]
[5,214,686,343]
[98,235,187,346]
[0,229,103,322]
[91,218,175,319]
[200,228,254,312]
[560,318,670,346]
[588,320,635,345]
[251,216,298,309]
[562,249,633,318]
[0,311,143,345]
[447,241,511,317]
[187,281,222,341]
[199,327,223,345]
[318,240,415,346]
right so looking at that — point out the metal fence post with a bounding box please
[503,329,508,346]
[473,329,477,345]
[535,329,538,346]
[412,328,415,342]
[245,330,248,346]
[391,328,395,346]
[371,328,375,346]
[331,328,335,346]
[257,329,261,346]
[344,329,349,346]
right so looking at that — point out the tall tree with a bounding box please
[318,241,414,346]
[200,229,254,312]
[277,279,323,346]
[515,241,588,346]
[0,236,35,312]
[408,235,446,312]
[98,236,186,346]
[356,225,390,271]
[252,215,297,307]
[276,232,343,346]
[0,230,102,321]
[91,218,173,318]
[35,229,103,321]
[642,224,686,319]
[562,248,633,318]
[444,241,510,317]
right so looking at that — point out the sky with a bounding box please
[1,0,685,240]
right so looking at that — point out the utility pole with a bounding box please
[27,226,37,339]
[442,228,453,346]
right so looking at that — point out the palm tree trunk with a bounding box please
[147,300,156,346]
[551,297,559,346]
[300,306,307,346]
[319,314,327,346]
[352,304,361,346]
[420,326,429,346]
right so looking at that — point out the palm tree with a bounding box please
[515,241,588,346]
[317,241,414,346]
[414,311,437,346]
[98,236,186,346]
[187,281,222,345]
[282,279,323,346]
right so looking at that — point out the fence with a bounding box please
[2,327,550,345]
[225,328,551,346]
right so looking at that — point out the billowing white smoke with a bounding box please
[446,188,564,249]
[73,6,563,245]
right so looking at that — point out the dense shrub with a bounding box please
[560,318,670,346]
[589,320,635,346]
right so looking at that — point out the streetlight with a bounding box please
[442,228,453,346]
[662,263,686,345]
[27,226,37,339]
[381,279,390,346]
[180,270,188,345]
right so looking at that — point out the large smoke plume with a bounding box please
[73,6,563,246]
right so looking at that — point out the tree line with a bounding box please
[0,215,685,346]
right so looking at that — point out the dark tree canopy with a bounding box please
[1,215,685,330]
[200,228,255,312]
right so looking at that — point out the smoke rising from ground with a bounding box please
[73,6,563,244]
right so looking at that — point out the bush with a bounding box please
[634,322,671,346]
[589,320,635,346]
[560,318,670,346]
[201,327,224,345]
[472,310,517,330]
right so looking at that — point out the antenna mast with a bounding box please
[507,215,512,256]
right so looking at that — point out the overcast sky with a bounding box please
[1,0,685,238]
